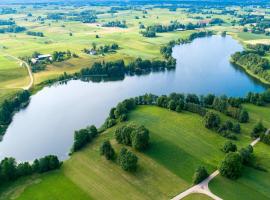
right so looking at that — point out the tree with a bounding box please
[0,157,17,181]
[238,110,249,123]
[232,123,241,134]
[37,155,61,173]
[251,121,266,138]
[204,111,220,129]
[73,129,90,151]
[131,125,150,151]
[17,162,32,177]
[118,148,138,172]
[239,145,254,166]
[100,140,115,160]
[115,125,133,146]
[92,42,97,50]
[219,152,242,179]
[222,141,237,153]
[193,166,209,184]
[88,125,98,138]
[168,100,176,111]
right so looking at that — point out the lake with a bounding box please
[0,35,267,162]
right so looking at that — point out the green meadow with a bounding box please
[0,103,269,200]
[208,104,270,200]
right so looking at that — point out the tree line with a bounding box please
[72,125,98,152]
[83,43,119,55]
[140,22,208,38]
[0,25,26,33]
[160,31,213,59]
[0,90,30,135]
[231,45,270,83]
[79,58,175,78]
[27,31,44,37]
[0,155,61,185]
[102,20,127,28]
[0,19,15,26]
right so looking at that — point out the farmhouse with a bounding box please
[31,54,52,64]
[89,49,97,55]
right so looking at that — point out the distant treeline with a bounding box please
[0,8,16,15]
[140,22,211,38]
[160,31,213,59]
[79,58,175,78]
[102,20,127,28]
[0,25,26,34]
[0,19,15,26]
[0,155,61,185]
[231,44,270,83]
[47,10,98,23]
[83,43,119,55]
[27,31,44,37]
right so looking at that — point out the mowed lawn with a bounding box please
[0,105,237,200]
[209,104,270,200]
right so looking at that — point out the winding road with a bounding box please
[171,128,270,200]
[2,53,33,90]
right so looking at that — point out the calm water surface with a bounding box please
[0,35,267,161]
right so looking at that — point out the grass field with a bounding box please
[183,193,213,200]
[0,4,269,100]
[208,103,270,200]
[0,105,244,200]
[0,103,269,199]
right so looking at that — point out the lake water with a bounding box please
[0,35,267,162]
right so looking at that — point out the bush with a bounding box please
[222,141,237,153]
[219,152,242,179]
[118,148,138,172]
[193,166,209,184]
[100,140,115,160]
